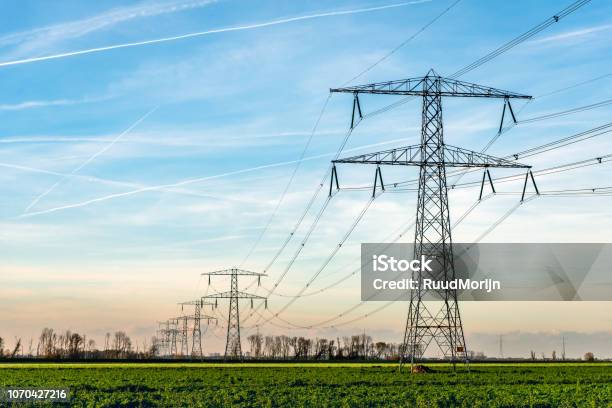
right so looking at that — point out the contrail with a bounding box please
[18,137,414,218]
[0,1,430,68]
[0,159,261,207]
[23,106,158,213]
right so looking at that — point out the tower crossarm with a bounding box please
[330,74,531,99]
[201,268,267,276]
[178,299,215,306]
[333,144,531,168]
[172,314,217,320]
[202,291,266,299]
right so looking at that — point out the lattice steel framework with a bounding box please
[178,299,217,359]
[168,318,179,357]
[202,268,267,360]
[180,316,188,356]
[331,70,535,369]
[156,321,170,356]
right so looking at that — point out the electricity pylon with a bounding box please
[178,299,217,359]
[167,318,180,357]
[330,70,537,369]
[202,268,267,360]
[168,315,190,356]
[157,321,171,356]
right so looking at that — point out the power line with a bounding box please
[247,191,383,327]
[379,122,612,190]
[250,194,492,330]
[342,0,463,86]
[519,98,612,124]
[180,0,598,339]
[239,94,332,267]
[535,73,612,98]
[244,0,593,292]
[246,174,612,331]
[245,120,612,329]
[260,217,417,298]
[357,0,594,120]
[294,195,539,330]
[450,0,592,78]
[250,152,612,331]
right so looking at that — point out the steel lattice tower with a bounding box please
[168,318,179,356]
[157,321,171,356]
[330,70,536,368]
[180,316,189,356]
[178,299,217,359]
[202,268,267,360]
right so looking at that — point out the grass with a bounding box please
[1,362,610,407]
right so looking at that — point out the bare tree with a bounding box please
[247,334,263,358]
[112,331,132,358]
[11,338,21,358]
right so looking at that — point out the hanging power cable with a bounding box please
[240,94,333,267]
[519,98,612,124]
[248,190,384,327]
[342,0,464,86]
[357,0,593,120]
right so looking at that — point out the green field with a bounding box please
[1,362,611,407]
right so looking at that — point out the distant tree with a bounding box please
[87,339,96,358]
[584,352,595,361]
[247,334,263,358]
[68,333,84,358]
[147,337,159,358]
[374,342,387,359]
[552,350,557,361]
[0,337,4,357]
[530,350,536,361]
[11,338,22,358]
[326,339,336,359]
[112,331,132,357]
[38,328,57,358]
[313,338,327,360]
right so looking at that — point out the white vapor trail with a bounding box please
[23,106,158,213]
[0,1,430,68]
[18,137,414,219]
[0,160,260,205]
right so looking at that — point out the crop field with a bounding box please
[1,362,611,407]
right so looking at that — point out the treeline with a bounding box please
[1,328,157,359]
[246,333,400,360]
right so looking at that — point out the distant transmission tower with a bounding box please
[562,336,566,360]
[168,318,179,357]
[157,321,171,356]
[202,268,267,360]
[178,299,217,359]
[330,70,537,369]
[168,315,189,356]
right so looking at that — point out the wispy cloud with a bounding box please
[0,159,262,208]
[17,137,414,218]
[22,107,159,213]
[0,1,430,68]
[0,0,220,56]
[529,24,612,45]
[0,96,110,111]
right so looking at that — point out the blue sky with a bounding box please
[0,0,611,357]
